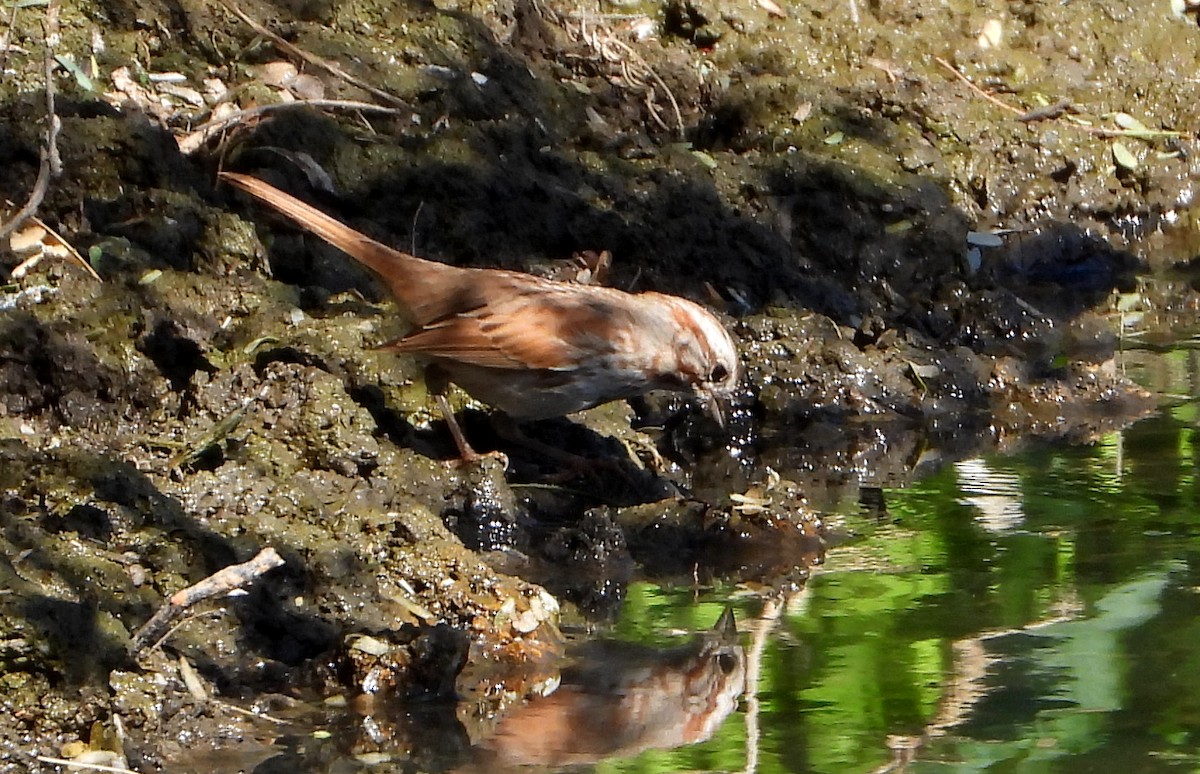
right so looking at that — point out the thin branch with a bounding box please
[934,56,1190,140]
[934,56,1023,116]
[0,0,62,243]
[128,547,285,656]
[178,99,405,154]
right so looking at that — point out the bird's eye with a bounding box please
[709,364,729,382]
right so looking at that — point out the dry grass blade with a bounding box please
[6,208,102,280]
[569,14,685,138]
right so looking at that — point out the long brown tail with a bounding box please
[220,172,450,306]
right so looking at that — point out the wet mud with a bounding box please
[1,0,1197,769]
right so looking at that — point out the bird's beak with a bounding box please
[701,391,726,428]
[714,605,737,636]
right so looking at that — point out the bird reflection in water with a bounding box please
[478,608,745,768]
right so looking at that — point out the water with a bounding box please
[255,298,1200,773]
[584,325,1200,772]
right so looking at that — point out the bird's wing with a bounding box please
[386,284,624,371]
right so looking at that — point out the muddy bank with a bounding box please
[1,0,1195,769]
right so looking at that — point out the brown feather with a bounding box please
[221,172,476,326]
[387,285,621,371]
[220,172,742,426]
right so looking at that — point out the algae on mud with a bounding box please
[1,0,1195,768]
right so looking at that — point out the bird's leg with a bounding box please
[424,364,481,461]
[436,392,480,462]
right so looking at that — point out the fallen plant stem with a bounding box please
[129,547,285,656]
[934,56,1189,140]
[169,383,269,468]
[219,0,410,110]
[179,99,405,154]
[934,56,1023,116]
[6,209,102,280]
[0,0,61,243]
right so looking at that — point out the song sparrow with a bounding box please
[481,608,745,766]
[221,172,741,458]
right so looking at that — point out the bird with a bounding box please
[220,172,741,460]
[481,608,745,766]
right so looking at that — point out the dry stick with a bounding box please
[129,547,285,656]
[0,0,62,243]
[219,0,410,110]
[934,56,1186,139]
[178,99,405,154]
[934,56,1023,116]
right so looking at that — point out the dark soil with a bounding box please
[1,0,1197,769]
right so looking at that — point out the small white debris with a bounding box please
[629,16,657,40]
[348,635,391,656]
[756,0,786,17]
[977,18,1004,49]
[202,77,228,104]
[1,285,57,311]
[966,230,1004,248]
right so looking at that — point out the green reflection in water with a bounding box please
[788,412,1200,773]
[606,404,1200,773]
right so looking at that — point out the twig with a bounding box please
[1016,99,1073,123]
[213,698,289,725]
[178,99,405,154]
[569,15,685,138]
[604,34,685,138]
[934,56,1189,140]
[128,547,285,656]
[219,0,410,110]
[0,0,62,243]
[934,56,1023,116]
[149,609,222,654]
